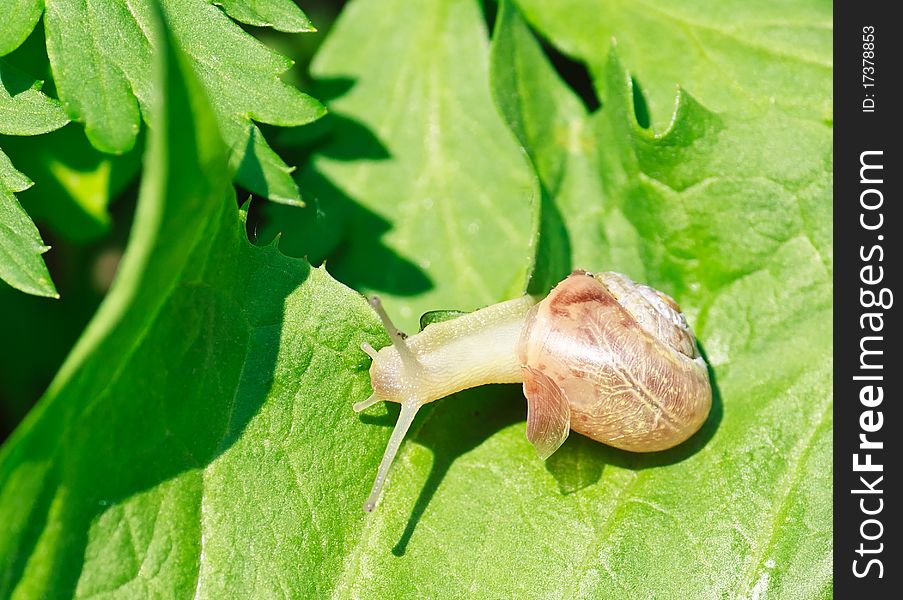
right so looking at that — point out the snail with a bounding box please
[354,269,712,512]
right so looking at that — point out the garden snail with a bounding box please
[355,270,712,512]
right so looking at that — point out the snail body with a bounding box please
[355,270,712,512]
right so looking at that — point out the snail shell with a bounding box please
[518,270,710,456]
[355,269,712,511]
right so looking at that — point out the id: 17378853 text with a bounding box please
[862,26,876,112]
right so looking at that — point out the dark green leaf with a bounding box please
[1,125,142,243]
[0,149,57,297]
[16,0,324,202]
[0,11,384,597]
[0,60,68,297]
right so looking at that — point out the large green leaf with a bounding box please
[0,60,68,297]
[261,0,538,332]
[1,0,832,598]
[0,11,384,598]
[514,0,832,128]
[261,0,830,596]
[485,2,833,596]
[3,0,324,203]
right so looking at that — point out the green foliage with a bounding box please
[486,3,832,597]
[514,0,832,126]
[216,0,316,31]
[1,124,143,243]
[0,13,381,597]
[265,0,538,332]
[1,23,144,245]
[0,61,68,135]
[0,0,832,597]
[0,60,69,297]
[0,0,43,56]
[3,0,323,203]
[0,149,56,297]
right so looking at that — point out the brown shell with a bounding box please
[517,270,712,452]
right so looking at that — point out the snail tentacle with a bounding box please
[368,296,422,375]
[362,400,421,512]
[353,394,381,413]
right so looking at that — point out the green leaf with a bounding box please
[514,0,832,127]
[2,16,141,241]
[0,149,31,192]
[418,309,467,330]
[0,60,68,297]
[0,0,43,57]
[1,0,833,597]
[1,125,143,243]
[266,0,538,332]
[259,0,829,593]
[0,60,69,136]
[216,0,316,32]
[0,10,384,598]
[486,1,832,596]
[23,0,324,203]
[0,149,57,297]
